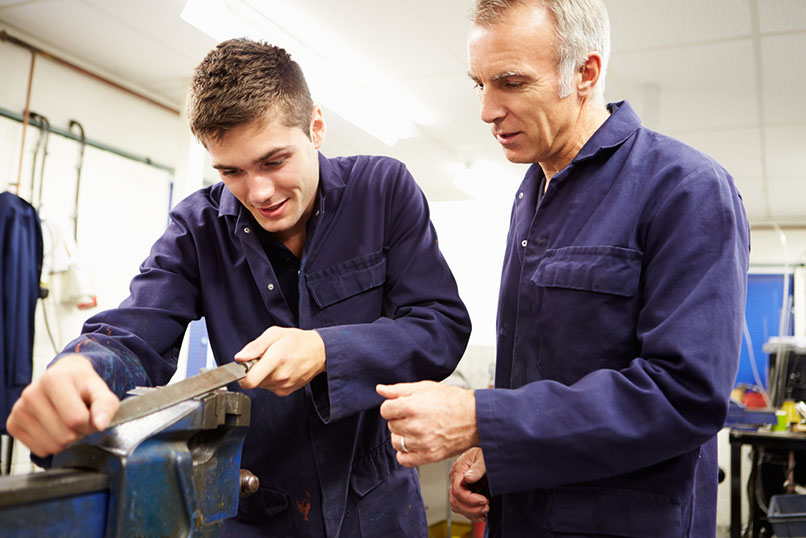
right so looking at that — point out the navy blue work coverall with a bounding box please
[55,154,471,537]
[0,192,43,433]
[477,101,749,537]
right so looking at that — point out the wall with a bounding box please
[0,29,186,474]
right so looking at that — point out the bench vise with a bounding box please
[0,389,252,537]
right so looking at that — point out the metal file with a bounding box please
[108,359,257,427]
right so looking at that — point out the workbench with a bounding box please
[730,429,806,538]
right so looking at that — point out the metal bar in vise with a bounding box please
[108,359,257,427]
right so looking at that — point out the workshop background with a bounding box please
[0,0,805,536]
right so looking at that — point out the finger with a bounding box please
[7,402,64,457]
[376,381,430,399]
[394,450,420,469]
[391,432,412,454]
[449,486,489,521]
[450,464,489,507]
[46,374,96,436]
[234,326,282,360]
[22,383,86,447]
[240,351,279,389]
[385,417,407,435]
[449,455,469,483]
[379,397,408,421]
[453,481,489,507]
[453,503,488,523]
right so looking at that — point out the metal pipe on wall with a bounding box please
[0,107,174,173]
[0,30,180,117]
[13,49,35,195]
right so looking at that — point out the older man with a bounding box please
[378,0,749,536]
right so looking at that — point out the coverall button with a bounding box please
[521,240,528,247]
[267,283,275,291]
[518,192,524,199]
[243,227,251,234]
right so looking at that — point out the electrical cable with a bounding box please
[27,112,44,204]
[68,120,85,243]
[40,293,60,355]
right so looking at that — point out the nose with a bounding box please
[247,172,276,205]
[479,87,505,125]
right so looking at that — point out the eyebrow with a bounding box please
[493,71,525,81]
[466,71,527,84]
[212,146,292,170]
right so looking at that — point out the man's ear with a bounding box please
[577,52,603,98]
[309,105,326,149]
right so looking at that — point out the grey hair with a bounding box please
[471,0,610,102]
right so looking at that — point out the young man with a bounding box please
[378,1,749,536]
[7,39,471,537]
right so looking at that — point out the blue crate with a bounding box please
[769,495,806,537]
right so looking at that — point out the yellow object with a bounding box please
[428,520,473,538]
[782,400,800,424]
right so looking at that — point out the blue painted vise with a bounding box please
[0,389,252,537]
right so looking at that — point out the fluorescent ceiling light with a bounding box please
[181,0,419,146]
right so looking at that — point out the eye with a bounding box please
[503,81,524,89]
[473,82,484,91]
[262,158,286,169]
[220,168,241,177]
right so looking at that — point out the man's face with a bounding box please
[206,108,324,246]
[467,3,582,165]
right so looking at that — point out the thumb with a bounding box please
[235,326,281,361]
[463,468,482,484]
[84,377,120,431]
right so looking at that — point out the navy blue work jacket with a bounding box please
[59,154,471,537]
[476,102,749,537]
[0,192,42,433]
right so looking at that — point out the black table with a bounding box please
[729,429,806,538]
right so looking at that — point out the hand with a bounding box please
[235,327,326,396]
[376,381,478,467]
[5,354,119,458]
[449,448,490,522]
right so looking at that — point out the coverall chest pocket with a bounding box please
[530,245,642,384]
[305,250,387,325]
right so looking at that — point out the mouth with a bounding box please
[257,199,288,218]
[494,130,521,146]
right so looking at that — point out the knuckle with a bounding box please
[18,387,38,406]
[62,410,89,431]
[239,376,257,389]
[5,418,19,437]
[56,430,78,447]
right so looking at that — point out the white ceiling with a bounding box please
[1,0,804,223]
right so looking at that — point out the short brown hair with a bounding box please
[188,38,314,142]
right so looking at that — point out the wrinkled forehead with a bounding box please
[467,9,557,80]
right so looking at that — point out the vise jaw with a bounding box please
[0,389,251,537]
